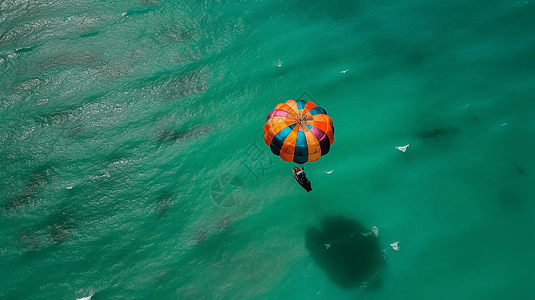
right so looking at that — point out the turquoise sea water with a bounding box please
[1,0,534,299]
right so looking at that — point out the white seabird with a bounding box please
[395,144,409,152]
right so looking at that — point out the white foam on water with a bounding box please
[76,287,94,300]
[361,226,379,237]
[76,294,93,300]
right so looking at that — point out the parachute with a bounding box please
[263,100,334,164]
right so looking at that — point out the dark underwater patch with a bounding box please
[123,5,158,17]
[37,108,77,126]
[214,212,233,231]
[305,216,384,289]
[417,127,459,139]
[18,230,40,250]
[48,211,75,245]
[156,190,173,216]
[159,66,210,100]
[156,23,196,43]
[4,167,50,210]
[156,124,211,144]
[43,51,100,69]
[80,31,98,38]
[515,166,526,176]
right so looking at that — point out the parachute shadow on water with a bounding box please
[305,215,384,290]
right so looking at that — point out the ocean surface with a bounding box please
[1,0,534,299]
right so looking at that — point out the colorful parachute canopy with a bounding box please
[263,100,334,164]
